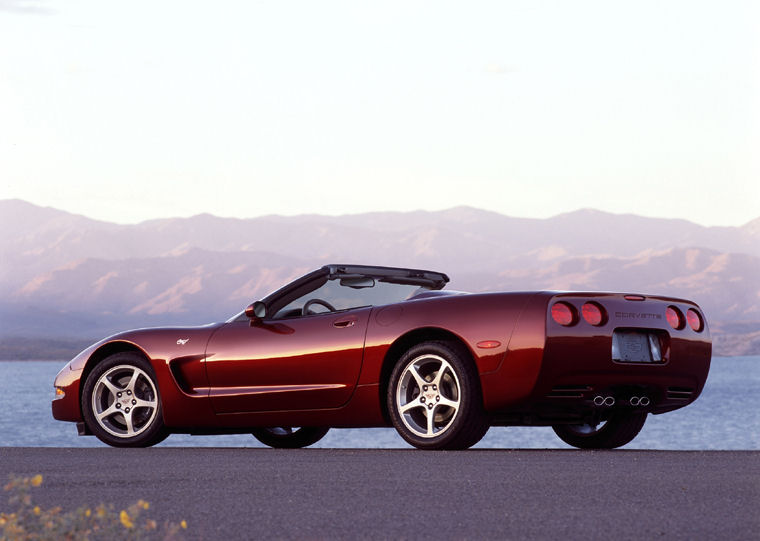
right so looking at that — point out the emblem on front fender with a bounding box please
[177,338,190,346]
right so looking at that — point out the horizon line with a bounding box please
[1,197,757,229]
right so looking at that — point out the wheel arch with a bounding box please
[378,327,479,424]
[80,341,152,412]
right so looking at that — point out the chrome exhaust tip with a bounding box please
[594,395,616,407]
[629,396,641,406]
[639,396,650,406]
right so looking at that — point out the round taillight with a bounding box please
[551,302,576,326]
[686,309,703,332]
[582,302,606,326]
[666,306,684,330]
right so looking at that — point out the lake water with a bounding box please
[1,357,757,449]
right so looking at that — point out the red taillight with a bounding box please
[551,302,576,326]
[582,302,606,326]
[686,309,704,332]
[666,306,684,330]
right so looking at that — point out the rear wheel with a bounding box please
[552,411,647,449]
[81,352,168,448]
[388,341,489,450]
[252,427,329,448]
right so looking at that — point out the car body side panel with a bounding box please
[361,293,531,380]
[53,326,221,428]
[209,293,534,428]
[479,292,549,411]
[359,293,536,410]
[203,307,371,414]
[211,384,386,429]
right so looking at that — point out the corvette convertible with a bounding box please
[52,264,711,450]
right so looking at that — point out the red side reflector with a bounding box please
[686,309,703,332]
[476,340,502,349]
[582,302,605,326]
[666,306,684,330]
[551,302,576,326]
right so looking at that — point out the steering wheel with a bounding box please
[302,298,337,316]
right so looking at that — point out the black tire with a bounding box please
[252,427,330,448]
[552,411,647,449]
[81,352,168,448]
[387,341,489,450]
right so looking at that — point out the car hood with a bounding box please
[67,323,225,371]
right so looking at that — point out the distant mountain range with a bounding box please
[1,199,758,358]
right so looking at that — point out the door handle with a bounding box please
[333,317,357,328]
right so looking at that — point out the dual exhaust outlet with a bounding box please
[593,395,650,407]
[593,395,615,407]
[629,396,650,407]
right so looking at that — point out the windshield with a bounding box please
[272,279,423,319]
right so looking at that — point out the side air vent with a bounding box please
[667,387,694,400]
[547,385,592,398]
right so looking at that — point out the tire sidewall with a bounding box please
[388,341,484,450]
[553,411,647,449]
[81,352,166,448]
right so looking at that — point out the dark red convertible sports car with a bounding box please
[53,264,711,450]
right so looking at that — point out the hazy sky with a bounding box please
[1,0,758,226]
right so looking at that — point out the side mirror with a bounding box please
[245,301,267,323]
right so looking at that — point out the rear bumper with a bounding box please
[487,292,711,423]
[528,329,711,414]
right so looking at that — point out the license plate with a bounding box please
[612,330,663,363]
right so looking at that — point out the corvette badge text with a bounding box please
[615,312,661,320]
[177,338,190,345]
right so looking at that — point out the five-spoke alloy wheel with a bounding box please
[81,352,167,447]
[388,341,489,450]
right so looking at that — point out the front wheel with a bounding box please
[388,341,489,450]
[81,352,168,448]
[552,411,647,449]
[252,427,329,448]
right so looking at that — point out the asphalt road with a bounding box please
[1,448,758,540]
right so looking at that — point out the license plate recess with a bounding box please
[612,329,664,363]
